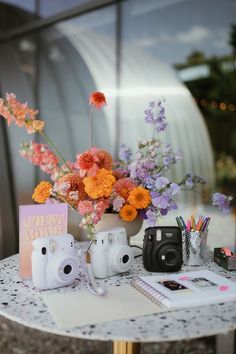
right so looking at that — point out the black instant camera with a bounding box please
[143,226,183,272]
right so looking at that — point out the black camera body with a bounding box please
[143,226,183,272]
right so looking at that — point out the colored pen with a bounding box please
[179,216,187,230]
[187,219,191,232]
[196,216,204,231]
[191,215,196,231]
[175,217,183,230]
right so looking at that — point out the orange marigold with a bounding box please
[84,168,115,199]
[89,92,107,109]
[128,186,151,209]
[114,178,137,199]
[119,204,137,222]
[32,181,52,203]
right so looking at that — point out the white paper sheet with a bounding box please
[42,285,164,329]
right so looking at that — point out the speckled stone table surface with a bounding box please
[0,245,236,344]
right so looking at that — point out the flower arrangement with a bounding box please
[0,92,233,240]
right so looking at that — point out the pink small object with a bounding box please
[187,220,191,231]
[179,276,190,281]
[219,285,229,292]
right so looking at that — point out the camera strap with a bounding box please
[78,249,106,296]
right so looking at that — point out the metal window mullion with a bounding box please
[0,0,125,43]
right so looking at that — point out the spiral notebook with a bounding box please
[131,270,236,308]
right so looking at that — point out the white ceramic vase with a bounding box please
[95,213,143,238]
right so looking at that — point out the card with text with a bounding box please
[19,203,68,279]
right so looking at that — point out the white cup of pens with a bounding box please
[176,216,210,266]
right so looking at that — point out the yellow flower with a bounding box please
[128,186,151,209]
[84,168,115,199]
[32,181,52,203]
[25,119,45,134]
[119,204,137,222]
[32,120,45,132]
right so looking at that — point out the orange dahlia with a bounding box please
[92,148,113,170]
[128,186,151,209]
[32,181,52,203]
[89,91,107,109]
[57,173,87,207]
[84,168,115,199]
[114,178,137,199]
[119,204,137,222]
[75,151,99,177]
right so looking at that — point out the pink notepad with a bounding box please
[19,203,68,279]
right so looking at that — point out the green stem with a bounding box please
[40,131,72,172]
[89,105,94,148]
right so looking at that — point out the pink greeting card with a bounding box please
[19,203,68,279]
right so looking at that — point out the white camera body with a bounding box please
[90,227,134,279]
[31,234,79,290]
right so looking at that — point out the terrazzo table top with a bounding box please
[0,244,236,343]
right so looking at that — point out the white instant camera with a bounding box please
[31,234,79,290]
[90,227,134,279]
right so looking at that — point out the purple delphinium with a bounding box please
[152,193,170,209]
[144,100,167,133]
[146,209,156,226]
[155,176,169,189]
[119,144,132,163]
[212,193,233,214]
[168,183,180,196]
[183,174,207,188]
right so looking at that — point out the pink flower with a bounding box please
[74,151,99,177]
[20,142,59,175]
[113,195,125,212]
[0,98,14,126]
[78,200,94,215]
[95,198,110,215]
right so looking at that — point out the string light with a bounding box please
[195,98,236,112]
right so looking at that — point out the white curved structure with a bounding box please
[0,23,214,208]
[58,23,215,196]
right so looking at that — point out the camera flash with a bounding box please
[156,230,162,241]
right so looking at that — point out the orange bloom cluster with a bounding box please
[89,91,107,109]
[91,148,113,170]
[56,173,88,208]
[128,186,151,209]
[119,204,137,222]
[75,148,113,177]
[0,91,153,239]
[0,93,44,134]
[84,168,115,199]
[114,178,137,199]
[118,186,151,221]
[32,181,52,203]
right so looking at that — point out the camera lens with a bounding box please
[166,250,176,265]
[157,244,182,271]
[64,264,72,274]
[122,255,129,264]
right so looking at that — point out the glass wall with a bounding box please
[0,0,235,257]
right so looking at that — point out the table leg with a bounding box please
[216,331,235,354]
[112,341,140,354]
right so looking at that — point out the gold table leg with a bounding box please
[112,341,140,354]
